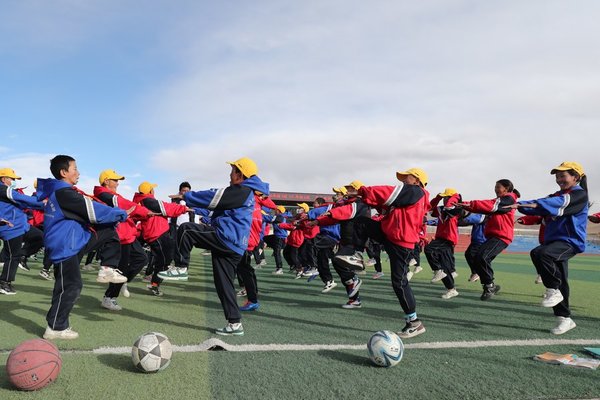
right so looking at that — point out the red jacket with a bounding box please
[463,192,517,245]
[94,186,151,245]
[132,192,188,243]
[358,184,429,249]
[279,216,306,248]
[516,215,544,244]
[247,196,278,251]
[430,194,461,245]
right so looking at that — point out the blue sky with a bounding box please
[2,0,600,210]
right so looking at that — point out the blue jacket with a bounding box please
[183,176,263,255]
[518,185,588,253]
[461,213,487,245]
[0,184,44,240]
[36,178,127,263]
[309,205,341,241]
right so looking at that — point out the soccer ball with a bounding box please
[367,330,404,367]
[131,332,173,373]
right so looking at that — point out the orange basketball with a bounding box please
[6,338,62,391]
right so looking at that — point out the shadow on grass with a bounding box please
[318,349,371,366]
[96,353,138,373]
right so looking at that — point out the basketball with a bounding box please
[6,338,62,391]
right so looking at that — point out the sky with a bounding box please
[2,0,600,211]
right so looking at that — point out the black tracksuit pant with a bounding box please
[105,239,148,298]
[314,234,336,283]
[264,235,284,270]
[424,238,456,289]
[472,237,508,285]
[1,226,44,282]
[464,242,483,275]
[238,251,258,303]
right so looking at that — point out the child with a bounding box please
[424,188,462,299]
[263,205,289,275]
[509,162,588,335]
[309,197,340,291]
[460,212,487,282]
[37,155,128,339]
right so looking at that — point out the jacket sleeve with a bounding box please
[184,185,252,210]
[0,186,45,210]
[467,195,516,215]
[56,188,127,225]
[259,196,278,210]
[519,189,588,217]
[516,215,543,225]
[359,184,424,208]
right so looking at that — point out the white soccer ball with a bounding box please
[367,330,404,367]
[131,332,173,373]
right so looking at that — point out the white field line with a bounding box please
[59,338,600,355]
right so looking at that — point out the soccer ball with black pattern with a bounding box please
[131,332,172,372]
[367,330,404,367]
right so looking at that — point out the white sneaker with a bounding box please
[550,316,576,335]
[413,265,423,274]
[535,275,543,284]
[431,270,447,283]
[120,283,130,298]
[272,269,284,275]
[541,288,564,307]
[364,258,377,267]
[96,267,128,284]
[302,268,319,277]
[81,264,96,271]
[39,269,54,281]
[468,273,480,282]
[101,296,123,311]
[451,271,458,278]
[334,252,365,271]
[321,280,337,293]
[43,326,79,340]
[409,258,417,267]
[406,271,414,281]
[441,288,459,299]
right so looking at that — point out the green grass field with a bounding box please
[1,251,599,400]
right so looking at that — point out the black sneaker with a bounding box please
[398,319,426,338]
[480,284,501,301]
[148,285,163,297]
[0,281,16,295]
[18,257,30,272]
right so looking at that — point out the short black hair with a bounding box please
[314,197,326,205]
[179,181,191,191]
[50,155,75,180]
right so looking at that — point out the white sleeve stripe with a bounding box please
[208,188,225,210]
[159,201,167,216]
[557,194,570,217]
[112,196,119,207]
[491,198,501,212]
[350,203,357,219]
[6,187,14,202]
[384,184,404,207]
[84,197,98,224]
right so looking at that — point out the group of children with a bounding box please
[0,157,593,339]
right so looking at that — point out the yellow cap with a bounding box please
[551,161,585,177]
[438,188,458,197]
[333,186,348,195]
[33,178,38,189]
[138,181,158,194]
[99,169,125,185]
[0,168,21,180]
[276,205,286,213]
[226,157,258,178]
[345,180,364,190]
[297,203,310,213]
[396,168,428,186]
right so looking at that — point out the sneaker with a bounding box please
[237,288,247,297]
[413,265,423,274]
[81,263,96,271]
[158,267,189,281]
[342,299,362,309]
[142,275,152,283]
[39,269,54,281]
[398,319,426,338]
[272,268,284,275]
[321,280,337,293]
[409,258,417,267]
[480,284,501,300]
[240,301,260,311]
[302,267,318,277]
[43,326,79,340]
[364,258,377,268]
[431,270,447,283]
[441,288,459,299]
[18,258,30,271]
[259,259,267,266]
[148,285,163,297]
[120,283,130,298]
[468,273,480,282]
[294,270,304,280]
[215,322,244,336]
[0,281,16,295]
[406,271,414,281]
[201,250,211,256]
[451,271,458,278]
[541,288,564,307]
[550,316,576,335]
[372,271,384,280]
[101,296,123,311]
[346,277,362,298]
[535,275,543,284]
[334,252,365,271]
[96,267,128,284]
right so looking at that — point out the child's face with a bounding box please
[555,171,578,191]
[401,175,420,186]
[105,179,120,192]
[494,183,508,197]
[62,161,80,185]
